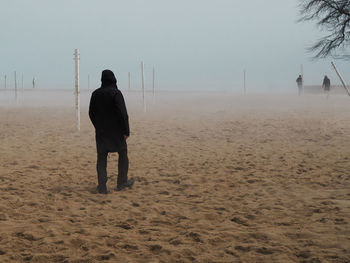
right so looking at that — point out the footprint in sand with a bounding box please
[149,244,163,253]
[187,232,202,243]
[231,217,249,226]
[121,244,138,250]
[296,250,312,259]
[235,245,251,252]
[256,247,274,255]
[116,222,133,230]
[0,213,8,221]
[16,231,40,241]
[99,253,116,261]
[169,238,182,246]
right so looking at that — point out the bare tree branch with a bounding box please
[299,0,350,59]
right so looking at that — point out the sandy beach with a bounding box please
[0,90,349,262]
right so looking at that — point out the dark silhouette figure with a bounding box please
[89,70,134,194]
[323,75,330,91]
[323,75,331,98]
[296,75,303,96]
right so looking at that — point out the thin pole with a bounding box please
[74,49,81,131]
[141,61,146,112]
[331,61,350,97]
[152,67,155,97]
[244,69,246,95]
[128,72,131,91]
[14,71,17,102]
[21,73,24,91]
[4,75,6,89]
[300,64,303,80]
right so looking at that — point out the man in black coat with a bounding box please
[296,75,303,96]
[323,75,331,97]
[89,69,134,194]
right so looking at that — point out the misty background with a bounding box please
[0,0,349,92]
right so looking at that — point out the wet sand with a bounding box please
[0,91,349,262]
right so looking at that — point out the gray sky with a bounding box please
[0,0,349,92]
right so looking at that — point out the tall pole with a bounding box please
[74,49,80,131]
[4,75,6,89]
[128,72,131,91]
[152,67,155,97]
[14,71,17,102]
[141,61,146,112]
[244,69,246,95]
[300,64,304,80]
[331,61,350,97]
[21,73,24,91]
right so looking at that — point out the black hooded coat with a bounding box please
[89,70,130,153]
[323,76,330,90]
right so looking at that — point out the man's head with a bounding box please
[101,69,117,86]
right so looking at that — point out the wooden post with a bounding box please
[331,61,350,97]
[141,61,146,112]
[4,75,6,89]
[14,71,17,102]
[300,64,303,80]
[74,49,80,131]
[152,67,155,97]
[244,69,246,95]
[128,72,131,91]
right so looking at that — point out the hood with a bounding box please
[101,69,117,87]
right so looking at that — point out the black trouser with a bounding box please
[97,149,129,188]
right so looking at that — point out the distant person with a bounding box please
[89,69,134,194]
[322,75,331,98]
[296,75,303,96]
[32,77,35,89]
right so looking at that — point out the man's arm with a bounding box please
[89,94,96,128]
[114,91,130,137]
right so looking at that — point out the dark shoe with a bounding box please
[115,178,134,191]
[96,184,108,194]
